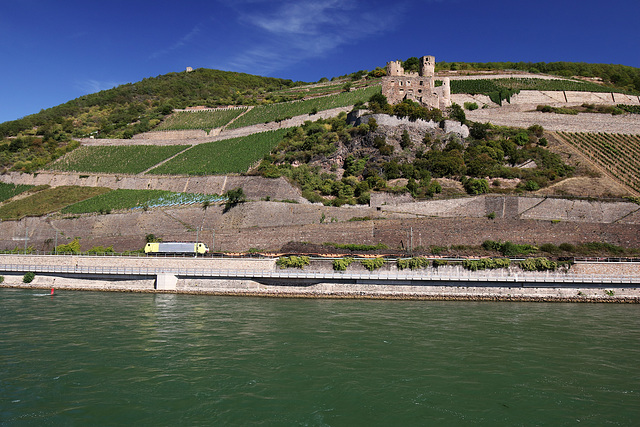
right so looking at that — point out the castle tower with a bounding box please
[386,60,404,77]
[420,56,435,77]
[440,77,451,109]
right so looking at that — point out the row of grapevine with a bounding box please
[227,86,381,129]
[154,108,247,131]
[0,182,34,203]
[558,131,640,193]
[447,78,636,96]
[149,128,290,175]
[48,145,189,174]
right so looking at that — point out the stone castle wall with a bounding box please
[382,55,451,110]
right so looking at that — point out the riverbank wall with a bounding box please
[2,255,638,303]
[2,275,638,303]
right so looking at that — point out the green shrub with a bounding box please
[0,276,4,283]
[449,103,466,123]
[86,245,115,254]
[276,256,310,269]
[525,180,540,191]
[539,243,560,254]
[397,257,430,270]
[464,102,479,110]
[56,238,81,254]
[462,258,510,271]
[463,178,488,195]
[430,245,447,255]
[578,242,625,255]
[23,272,35,283]
[482,240,537,256]
[559,243,576,252]
[519,257,557,271]
[400,130,413,149]
[333,257,354,271]
[432,259,448,268]
[361,257,385,271]
[528,124,544,137]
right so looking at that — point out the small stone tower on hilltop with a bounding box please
[381,55,451,110]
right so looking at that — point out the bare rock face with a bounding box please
[442,120,470,138]
[350,113,469,139]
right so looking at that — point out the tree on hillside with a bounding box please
[223,187,246,212]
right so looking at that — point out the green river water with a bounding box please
[1,288,639,426]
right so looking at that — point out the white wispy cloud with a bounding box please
[149,25,202,59]
[76,79,123,94]
[217,0,407,75]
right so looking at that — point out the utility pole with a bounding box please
[410,227,413,255]
[195,227,200,258]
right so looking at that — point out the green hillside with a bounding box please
[1,60,638,176]
[0,69,305,140]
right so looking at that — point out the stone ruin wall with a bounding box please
[382,55,451,110]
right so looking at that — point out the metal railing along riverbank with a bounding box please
[1,263,639,286]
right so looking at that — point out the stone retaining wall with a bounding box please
[1,196,639,252]
[0,173,304,202]
[132,129,210,140]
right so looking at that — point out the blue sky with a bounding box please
[1,0,639,124]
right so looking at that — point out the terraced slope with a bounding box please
[556,132,640,195]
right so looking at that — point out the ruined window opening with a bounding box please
[420,81,424,85]
[399,81,403,86]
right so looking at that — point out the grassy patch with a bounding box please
[62,189,225,214]
[149,129,289,175]
[48,145,189,174]
[0,186,111,220]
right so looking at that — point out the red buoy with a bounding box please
[51,288,54,295]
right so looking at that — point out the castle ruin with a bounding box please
[381,56,451,110]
